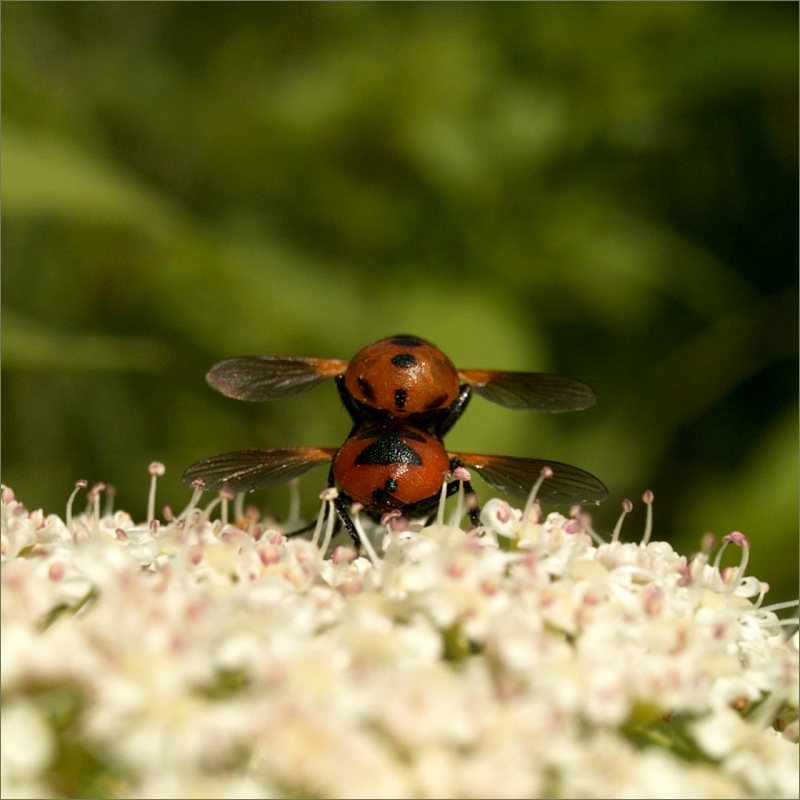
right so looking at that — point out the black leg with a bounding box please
[333,494,361,547]
[449,456,481,526]
[461,478,481,527]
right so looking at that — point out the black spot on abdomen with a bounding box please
[391,353,417,368]
[390,335,424,347]
[354,433,423,466]
[357,376,376,401]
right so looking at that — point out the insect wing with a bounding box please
[458,370,596,412]
[206,356,348,401]
[455,452,608,505]
[182,447,335,493]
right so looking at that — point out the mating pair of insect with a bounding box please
[182,335,608,543]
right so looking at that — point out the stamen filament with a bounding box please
[612,498,633,543]
[66,480,88,530]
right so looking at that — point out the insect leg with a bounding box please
[450,456,481,526]
[333,494,361,548]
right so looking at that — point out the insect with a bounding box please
[181,422,609,544]
[204,334,598,437]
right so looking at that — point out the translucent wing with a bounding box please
[206,356,348,401]
[458,369,597,412]
[182,447,335,493]
[455,452,608,505]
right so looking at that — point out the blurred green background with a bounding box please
[2,3,797,603]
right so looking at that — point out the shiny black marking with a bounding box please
[394,388,408,409]
[355,427,426,441]
[357,376,376,401]
[355,434,423,466]
[385,477,399,492]
[371,487,389,505]
[390,335,424,347]
[424,393,449,410]
[391,353,417,368]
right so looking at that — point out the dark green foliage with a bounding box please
[2,3,797,602]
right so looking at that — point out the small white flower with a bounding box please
[1,481,797,798]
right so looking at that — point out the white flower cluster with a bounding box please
[1,479,797,799]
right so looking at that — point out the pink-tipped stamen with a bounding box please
[449,466,470,527]
[612,498,633,544]
[312,487,338,550]
[219,489,235,528]
[318,497,339,556]
[519,466,552,536]
[178,485,205,521]
[311,490,330,547]
[578,511,605,546]
[103,484,116,517]
[641,490,654,546]
[88,482,106,524]
[380,508,401,528]
[718,531,751,593]
[147,462,165,524]
[684,533,715,588]
[66,480,88,530]
[524,466,552,518]
[436,472,451,527]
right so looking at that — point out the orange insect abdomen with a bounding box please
[332,425,452,512]
[342,335,461,417]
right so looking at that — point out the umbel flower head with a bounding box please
[1,468,797,799]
